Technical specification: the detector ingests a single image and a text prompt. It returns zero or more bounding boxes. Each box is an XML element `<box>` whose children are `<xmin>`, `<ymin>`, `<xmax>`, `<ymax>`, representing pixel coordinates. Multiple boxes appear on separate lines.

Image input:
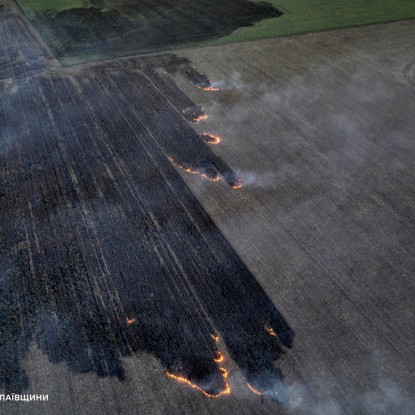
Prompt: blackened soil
<box><xmin>28</xmin><ymin>0</ymin><xmax>282</xmax><ymax>63</ymax></box>
<box><xmin>0</xmin><ymin>4</ymin><xmax>292</xmax><ymax>397</ymax></box>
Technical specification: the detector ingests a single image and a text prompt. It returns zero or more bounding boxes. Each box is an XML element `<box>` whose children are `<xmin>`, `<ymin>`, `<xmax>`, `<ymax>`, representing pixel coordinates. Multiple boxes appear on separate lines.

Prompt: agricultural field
<box><xmin>213</xmin><ymin>0</ymin><xmax>415</xmax><ymax>45</ymax></box>
<box><xmin>1</xmin><ymin>0</ymin><xmax>415</xmax><ymax>413</ymax></box>
<box><xmin>15</xmin><ymin>0</ymin><xmax>415</xmax><ymax>64</ymax></box>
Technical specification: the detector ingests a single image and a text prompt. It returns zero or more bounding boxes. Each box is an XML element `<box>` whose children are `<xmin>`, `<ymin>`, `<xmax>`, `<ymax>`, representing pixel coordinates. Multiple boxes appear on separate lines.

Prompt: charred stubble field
<box><xmin>16</xmin><ymin>0</ymin><xmax>281</xmax><ymax>65</ymax></box>
<box><xmin>0</xmin><ymin>1</ymin><xmax>293</xmax><ymax>412</ymax></box>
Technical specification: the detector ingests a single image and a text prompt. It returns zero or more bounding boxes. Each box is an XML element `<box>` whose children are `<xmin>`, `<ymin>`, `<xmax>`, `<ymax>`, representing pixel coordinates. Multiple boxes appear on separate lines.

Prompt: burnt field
<box><xmin>0</xmin><ymin>0</ymin><xmax>293</xmax><ymax>410</ymax></box>
<box><xmin>16</xmin><ymin>0</ymin><xmax>281</xmax><ymax>64</ymax></box>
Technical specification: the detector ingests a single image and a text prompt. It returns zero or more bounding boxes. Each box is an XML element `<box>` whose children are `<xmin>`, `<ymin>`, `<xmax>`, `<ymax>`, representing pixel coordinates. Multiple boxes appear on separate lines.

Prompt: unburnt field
<box><xmin>1</xmin><ymin>0</ymin><xmax>415</xmax><ymax>414</ymax></box>
<box><xmin>174</xmin><ymin>19</ymin><xmax>415</xmax><ymax>413</ymax></box>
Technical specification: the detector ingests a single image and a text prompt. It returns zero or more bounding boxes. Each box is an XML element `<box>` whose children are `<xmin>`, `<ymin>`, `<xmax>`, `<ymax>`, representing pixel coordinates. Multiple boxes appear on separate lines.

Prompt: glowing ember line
<box><xmin>201</xmin><ymin>172</ymin><xmax>220</xmax><ymax>182</ymax></box>
<box><xmin>126</xmin><ymin>318</ymin><xmax>135</xmax><ymax>325</ymax></box>
<box><xmin>247</xmin><ymin>383</ymin><xmax>263</xmax><ymax>396</ymax></box>
<box><xmin>168</xmin><ymin>156</ymin><xmax>220</xmax><ymax>182</ymax></box>
<box><xmin>266</xmin><ymin>327</ymin><xmax>277</xmax><ymax>337</ymax></box>
<box><xmin>214</xmin><ymin>352</ymin><xmax>224</xmax><ymax>363</ymax></box>
<box><xmin>220</xmin><ymin>368</ymin><xmax>228</xmax><ymax>379</ymax></box>
<box><xmin>166</xmin><ymin>372</ymin><xmax>230</xmax><ymax>398</ymax></box>
<box><xmin>231</xmin><ymin>179</ymin><xmax>243</xmax><ymax>189</ymax></box>
<box><xmin>197</xmin><ymin>81</ymin><xmax>220</xmax><ymax>91</ymax></box>
<box><xmin>202</xmin><ymin>133</ymin><xmax>222</xmax><ymax>145</ymax></box>
<box><xmin>194</xmin><ymin>114</ymin><xmax>209</xmax><ymax>123</ymax></box>
<box><xmin>166</xmin><ymin>334</ymin><xmax>231</xmax><ymax>398</ymax></box>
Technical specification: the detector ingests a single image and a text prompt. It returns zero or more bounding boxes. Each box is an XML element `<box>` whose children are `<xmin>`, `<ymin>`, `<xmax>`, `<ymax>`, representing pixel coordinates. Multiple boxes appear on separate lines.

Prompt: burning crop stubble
<box><xmin>0</xmin><ymin>0</ymin><xmax>293</xmax><ymax>401</ymax></box>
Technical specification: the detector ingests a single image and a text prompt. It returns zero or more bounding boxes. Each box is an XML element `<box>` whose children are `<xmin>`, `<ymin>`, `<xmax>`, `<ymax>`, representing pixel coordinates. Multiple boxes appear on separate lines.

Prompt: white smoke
<box><xmin>284</xmin><ymin>377</ymin><xmax>415</xmax><ymax>415</ymax></box>
<box><xmin>208</xmin><ymin>71</ymin><xmax>247</xmax><ymax>92</ymax></box>
<box><xmin>233</xmin><ymin>170</ymin><xmax>278</xmax><ymax>188</ymax></box>
<box><xmin>200</xmin><ymin>67</ymin><xmax>408</xmax><ymax>198</ymax></box>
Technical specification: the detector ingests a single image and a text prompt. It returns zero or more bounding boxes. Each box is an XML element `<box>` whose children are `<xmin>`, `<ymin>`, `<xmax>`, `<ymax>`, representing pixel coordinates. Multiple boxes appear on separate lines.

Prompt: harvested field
<box><xmin>1</xmin><ymin>0</ymin><xmax>415</xmax><ymax>414</ymax></box>
<box><xmin>174</xmin><ymin>19</ymin><xmax>415</xmax><ymax>413</ymax></box>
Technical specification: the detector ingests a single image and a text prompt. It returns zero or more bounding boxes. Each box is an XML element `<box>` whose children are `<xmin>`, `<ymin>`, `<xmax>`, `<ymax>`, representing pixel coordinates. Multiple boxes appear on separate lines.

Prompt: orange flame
<box><xmin>168</xmin><ymin>156</ymin><xmax>220</xmax><ymax>182</ymax></box>
<box><xmin>126</xmin><ymin>318</ymin><xmax>136</xmax><ymax>325</ymax></box>
<box><xmin>197</xmin><ymin>81</ymin><xmax>220</xmax><ymax>91</ymax></box>
<box><xmin>247</xmin><ymin>383</ymin><xmax>263</xmax><ymax>396</ymax></box>
<box><xmin>220</xmin><ymin>368</ymin><xmax>228</xmax><ymax>379</ymax></box>
<box><xmin>202</xmin><ymin>86</ymin><xmax>220</xmax><ymax>91</ymax></box>
<box><xmin>266</xmin><ymin>327</ymin><xmax>277</xmax><ymax>337</ymax></box>
<box><xmin>214</xmin><ymin>352</ymin><xmax>224</xmax><ymax>363</ymax></box>
<box><xmin>202</xmin><ymin>133</ymin><xmax>222</xmax><ymax>145</ymax></box>
<box><xmin>168</xmin><ymin>156</ymin><xmax>198</xmax><ymax>175</ymax></box>
<box><xmin>194</xmin><ymin>114</ymin><xmax>209</xmax><ymax>123</ymax></box>
<box><xmin>165</xmin><ymin>371</ymin><xmax>230</xmax><ymax>398</ymax></box>
<box><xmin>201</xmin><ymin>172</ymin><xmax>220</xmax><ymax>182</ymax></box>
<box><xmin>231</xmin><ymin>179</ymin><xmax>243</xmax><ymax>189</ymax></box>
<box><xmin>165</xmin><ymin>332</ymin><xmax>232</xmax><ymax>398</ymax></box>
